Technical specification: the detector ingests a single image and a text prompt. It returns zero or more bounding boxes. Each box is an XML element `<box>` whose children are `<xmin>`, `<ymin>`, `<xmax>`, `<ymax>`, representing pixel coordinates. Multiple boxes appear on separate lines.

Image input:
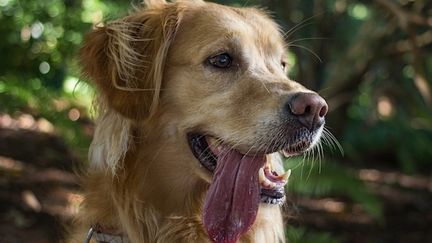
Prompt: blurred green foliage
<box><xmin>0</xmin><ymin>0</ymin><xmax>431</xmax><ymax>242</ymax></box>
<box><xmin>286</xmin><ymin>226</ymin><xmax>341</xmax><ymax>243</ymax></box>
<box><xmin>0</xmin><ymin>0</ymin><xmax>131</xmax><ymax>153</ymax></box>
<box><xmin>286</xmin><ymin>157</ymin><xmax>383</xmax><ymax>220</ymax></box>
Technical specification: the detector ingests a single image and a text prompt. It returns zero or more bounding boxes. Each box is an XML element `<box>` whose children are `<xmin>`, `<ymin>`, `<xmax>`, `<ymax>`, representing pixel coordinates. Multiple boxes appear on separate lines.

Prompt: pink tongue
<box><xmin>203</xmin><ymin>150</ymin><xmax>265</xmax><ymax>243</ymax></box>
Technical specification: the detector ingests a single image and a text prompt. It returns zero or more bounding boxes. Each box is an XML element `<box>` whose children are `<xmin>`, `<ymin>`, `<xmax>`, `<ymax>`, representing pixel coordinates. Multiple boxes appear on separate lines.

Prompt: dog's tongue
<box><xmin>203</xmin><ymin>149</ymin><xmax>265</xmax><ymax>243</ymax></box>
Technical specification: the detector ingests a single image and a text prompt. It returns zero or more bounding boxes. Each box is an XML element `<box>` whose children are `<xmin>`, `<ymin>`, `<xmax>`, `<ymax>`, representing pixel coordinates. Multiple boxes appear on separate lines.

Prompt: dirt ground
<box><xmin>0</xmin><ymin>114</ymin><xmax>431</xmax><ymax>243</ymax></box>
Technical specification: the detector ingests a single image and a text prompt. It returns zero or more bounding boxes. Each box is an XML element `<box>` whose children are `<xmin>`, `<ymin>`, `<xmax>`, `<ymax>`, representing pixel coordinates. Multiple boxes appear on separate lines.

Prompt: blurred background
<box><xmin>0</xmin><ymin>0</ymin><xmax>431</xmax><ymax>242</ymax></box>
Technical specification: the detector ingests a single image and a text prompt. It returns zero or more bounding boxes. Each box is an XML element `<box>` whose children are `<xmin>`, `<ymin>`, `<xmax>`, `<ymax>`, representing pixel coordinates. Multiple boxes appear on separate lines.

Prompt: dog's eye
<box><xmin>281</xmin><ymin>61</ymin><xmax>287</xmax><ymax>70</ymax></box>
<box><xmin>208</xmin><ymin>53</ymin><xmax>232</xmax><ymax>68</ymax></box>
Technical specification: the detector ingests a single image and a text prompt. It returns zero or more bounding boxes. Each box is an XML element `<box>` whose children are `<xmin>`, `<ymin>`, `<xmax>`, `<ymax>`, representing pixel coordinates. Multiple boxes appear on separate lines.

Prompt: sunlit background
<box><xmin>0</xmin><ymin>0</ymin><xmax>431</xmax><ymax>242</ymax></box>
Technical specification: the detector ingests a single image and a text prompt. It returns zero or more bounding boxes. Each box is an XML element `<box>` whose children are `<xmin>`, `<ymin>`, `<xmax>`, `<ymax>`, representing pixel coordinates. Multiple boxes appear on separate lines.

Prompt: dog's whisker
<box><xmin>322</xmin><ymin>127</ymin><xmax>344</xmax><ymax>155</ymax></box>
<box><xmin>283</xmin><ymin>13</ymin><xmax>321</xmax><ymax>39</ymax></box>
<box><xmin>287</xmin><ymin>37</ymin><xmax>331</xmax><ymax>45</ymax></box>
<box><xmin>258</xmin><ymin>80</ymin><xmax>271</xmax><ymax>94</ymax></box>
<box><xmin>317</xmin><ymin>140</ymin><xmax>323</xmax><ymax>174</ymax></box>
<box><xmin>288</xmin><ymin>44</ymin><xmax>323</xmax><ymax>63</ymax></box>
<box><xmin>320</xmin><ymin>130</ymin><xmax>333</xmax><ymax>150</ymax></box>
<box><xmin>306</xmin><ymin>153</ymin><xmax>315</xmax><ymax>181</ymax></box>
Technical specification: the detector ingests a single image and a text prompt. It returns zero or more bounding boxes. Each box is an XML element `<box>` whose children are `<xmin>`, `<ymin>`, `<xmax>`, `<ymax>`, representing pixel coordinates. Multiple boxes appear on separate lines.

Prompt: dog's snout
<box><xmin>287</xmin><ymin>92</ymin><xmax>328</xmax><ymax>130</ymax></box>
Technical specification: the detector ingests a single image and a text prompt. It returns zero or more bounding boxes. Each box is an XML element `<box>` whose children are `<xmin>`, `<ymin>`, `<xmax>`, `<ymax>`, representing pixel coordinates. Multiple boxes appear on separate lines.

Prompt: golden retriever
<box><xmin>71</xmin><ymin>0</ymin><xmax>328</xmax><ymax>242</ymax></box>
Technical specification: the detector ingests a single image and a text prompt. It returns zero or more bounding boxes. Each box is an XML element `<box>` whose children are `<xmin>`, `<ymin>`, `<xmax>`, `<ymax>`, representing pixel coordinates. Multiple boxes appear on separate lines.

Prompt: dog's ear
<box><xmin>80</xmin><ymin>2</ymin><xmax>182</xmax><ymax>119</ymax></box>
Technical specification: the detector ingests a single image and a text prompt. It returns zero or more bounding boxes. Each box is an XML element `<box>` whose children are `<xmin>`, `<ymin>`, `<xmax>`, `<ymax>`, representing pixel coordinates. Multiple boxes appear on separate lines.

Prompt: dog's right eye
<box><xmin>208</xmin><ymin>53</ymin><xmax>232</xmax><ymax>68</ymax></box>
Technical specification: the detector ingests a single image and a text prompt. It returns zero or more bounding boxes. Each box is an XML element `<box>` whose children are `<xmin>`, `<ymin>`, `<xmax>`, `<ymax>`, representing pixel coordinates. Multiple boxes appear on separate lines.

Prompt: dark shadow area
<box><xmin>0</xmin><ymin>128</ymin><xmax>80</xmax><ymax>243</ymax></box>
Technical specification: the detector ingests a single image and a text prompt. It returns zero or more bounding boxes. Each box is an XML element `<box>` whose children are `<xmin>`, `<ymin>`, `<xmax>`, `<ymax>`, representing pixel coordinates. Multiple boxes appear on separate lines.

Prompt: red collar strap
<box><xmin>84</xmin><ymin>224</ymin><xmax>130</xmax><ymax>243</ymax></box>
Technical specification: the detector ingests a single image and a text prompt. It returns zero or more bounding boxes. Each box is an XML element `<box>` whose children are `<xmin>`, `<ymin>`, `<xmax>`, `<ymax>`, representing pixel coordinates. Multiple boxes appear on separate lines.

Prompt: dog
<box><xmin>71</xmin><ymin>0</ymin><xmax>328</xmax><ymax>242</ymax></box>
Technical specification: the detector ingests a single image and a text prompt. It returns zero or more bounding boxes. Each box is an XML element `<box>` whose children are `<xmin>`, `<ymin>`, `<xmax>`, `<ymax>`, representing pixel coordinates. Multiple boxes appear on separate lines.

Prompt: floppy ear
<box><xmin>80</xmin><ymin>2</ymin><xmax>182</xmax><ymax>119</ymax></box>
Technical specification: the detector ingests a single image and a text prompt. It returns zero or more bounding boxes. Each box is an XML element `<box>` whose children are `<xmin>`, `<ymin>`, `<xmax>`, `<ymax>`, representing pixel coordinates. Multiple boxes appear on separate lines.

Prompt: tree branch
<box><xmin>374</xmin><ymin>0</ymin><xmax>432</xmax><ymax>106</ymax></box>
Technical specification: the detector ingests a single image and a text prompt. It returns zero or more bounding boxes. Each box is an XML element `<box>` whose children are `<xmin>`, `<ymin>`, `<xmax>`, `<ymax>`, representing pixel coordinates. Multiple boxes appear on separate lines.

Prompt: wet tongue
<box><xmin>203</xmin><ymin>149</ymin><xmax>265</xmax><ymax>243</ymax></box>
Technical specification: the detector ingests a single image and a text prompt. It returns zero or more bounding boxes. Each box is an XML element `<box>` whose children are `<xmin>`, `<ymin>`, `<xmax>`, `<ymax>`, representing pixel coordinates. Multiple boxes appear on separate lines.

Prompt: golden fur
<box><xmin>70</xmin><ymin>0</ymin><xmax>319</xmax><ymax>242</ymax></box>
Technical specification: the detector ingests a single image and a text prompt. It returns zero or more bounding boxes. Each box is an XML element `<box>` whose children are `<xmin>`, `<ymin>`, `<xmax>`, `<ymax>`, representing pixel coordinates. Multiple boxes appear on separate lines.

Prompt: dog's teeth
<box><xmin>264</xmin><ymin>156</ymin><xmax>273</xmax><ymax>170</ymax></box>
<box><xmin>263</xmin><ymin>179</ymin><xmax>270</xmax><ymax>188</ymax></box>
<box><xmin>280</xmin><ymin>169</ymin><xmax>291</xmax><ymax>184</ymax></box>
<box><xmin>259</xmin><ymin>168</ymin><xmax>265</xmax><ymax>183</ymax></box>
<box><xmin>259</xmin><ymin>167</ymin><xmax>277</xmax><ymax>189</ymax></box>
<box><xmin>264</xmin><ymin>180</ymin><xmax>276</xmax><ymax>189</ymax></box>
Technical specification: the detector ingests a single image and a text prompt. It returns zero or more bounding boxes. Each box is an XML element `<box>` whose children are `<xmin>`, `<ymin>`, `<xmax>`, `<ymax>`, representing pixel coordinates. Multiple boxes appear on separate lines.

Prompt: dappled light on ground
<box><xmin>286</xmin><ymin>166</ymin><xmax>432</xmax><ymax>243</ymax></box>
<box><xmin>358</xmin><ymin>169</ymin><xmax>432</xmax><ymax>192</ymax></box>
<box><xmin>0</xmin><ymin>113</ymin><xmax>83</xmax><ymax>242</ymax></box>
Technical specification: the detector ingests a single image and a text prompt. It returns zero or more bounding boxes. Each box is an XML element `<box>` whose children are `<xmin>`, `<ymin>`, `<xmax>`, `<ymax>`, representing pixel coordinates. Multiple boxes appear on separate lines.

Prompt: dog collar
<box><xmin>84</xmin><ymin>224</ymin><xmax>130</xmax><ymax>243</ymax></box>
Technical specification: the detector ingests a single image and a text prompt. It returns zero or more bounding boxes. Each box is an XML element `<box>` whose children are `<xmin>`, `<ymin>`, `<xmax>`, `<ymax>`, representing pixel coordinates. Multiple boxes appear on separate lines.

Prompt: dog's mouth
<box><xmin>187</xmin><ymin>132</ymin><xmax>311</xmax><ymax>243</ymax></box>
<box><xmin>188</xmin><ymin>133</ymin><xmax>297</xmax><ymax>203</ymax></box>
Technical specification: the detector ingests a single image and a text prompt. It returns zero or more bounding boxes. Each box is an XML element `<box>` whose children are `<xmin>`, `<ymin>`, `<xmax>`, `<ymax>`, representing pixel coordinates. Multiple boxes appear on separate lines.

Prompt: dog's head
<box><xmin>81</xmin><ymin>1</ymin><xmax>327</xmax><ymax>242</ymax></box>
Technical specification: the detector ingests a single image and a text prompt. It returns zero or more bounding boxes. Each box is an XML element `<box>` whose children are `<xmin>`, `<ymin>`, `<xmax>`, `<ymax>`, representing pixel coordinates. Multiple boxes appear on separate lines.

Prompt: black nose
<box><xmin>287</xmin><ymin>92</ymin><xmax>328</xmax><ymax>131</ymax></box>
